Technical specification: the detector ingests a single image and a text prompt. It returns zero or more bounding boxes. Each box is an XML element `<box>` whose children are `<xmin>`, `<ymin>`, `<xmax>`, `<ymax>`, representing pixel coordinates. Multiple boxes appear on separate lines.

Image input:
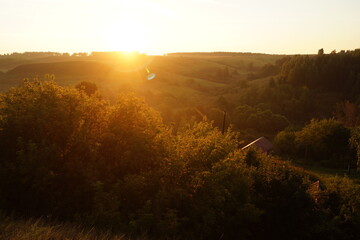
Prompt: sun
<box><xmin>105</xmin><ymin>21</ymin><xmax>149</xmax><ymax>53</ymax></box>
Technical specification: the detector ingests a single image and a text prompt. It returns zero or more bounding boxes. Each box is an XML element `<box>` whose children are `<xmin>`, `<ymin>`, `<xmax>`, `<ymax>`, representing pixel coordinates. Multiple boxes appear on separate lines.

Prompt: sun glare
<box><xmin>105</xmin><ymin>21</ymin><xmax>149</xmax><ymax>53</ymax></box>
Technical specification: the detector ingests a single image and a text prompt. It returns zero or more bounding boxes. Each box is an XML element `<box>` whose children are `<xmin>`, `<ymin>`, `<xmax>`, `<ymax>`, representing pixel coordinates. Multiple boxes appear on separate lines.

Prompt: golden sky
<box><xmin>1</xmin><ymin>0</ymin><xmax>359</xmax><ymax>54</ymax></box>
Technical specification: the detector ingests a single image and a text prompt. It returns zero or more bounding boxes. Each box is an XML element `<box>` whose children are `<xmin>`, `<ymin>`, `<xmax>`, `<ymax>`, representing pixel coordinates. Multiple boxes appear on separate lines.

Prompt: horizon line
<box><xmin>1</xmin><ymin>48</ymin><xmax>359</xmax><ymax>56</ymax></box>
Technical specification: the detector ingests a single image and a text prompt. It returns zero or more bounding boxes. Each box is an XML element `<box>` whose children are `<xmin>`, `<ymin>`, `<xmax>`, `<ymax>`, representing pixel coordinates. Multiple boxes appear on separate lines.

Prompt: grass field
<box><xmin>0</xmin><ymin>214</ymin><xmax>134</xmax><ymax>240</ymax></box>
<box><xmin>292</xmin><ymin>160</ymin><xmax>360</xmax><ymax>184</ymax></box>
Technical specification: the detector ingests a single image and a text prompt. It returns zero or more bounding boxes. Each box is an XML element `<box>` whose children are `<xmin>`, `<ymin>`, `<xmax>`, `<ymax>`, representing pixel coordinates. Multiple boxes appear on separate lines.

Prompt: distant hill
<box><xmin>167</xmin><ymin>51</ymin><xmax>282</xmax><ymax>56</ymax></box>
<box><xmin>6</xmin><ymin>61</ymin><xmax>114</xmax><ymax>76</ymax></box>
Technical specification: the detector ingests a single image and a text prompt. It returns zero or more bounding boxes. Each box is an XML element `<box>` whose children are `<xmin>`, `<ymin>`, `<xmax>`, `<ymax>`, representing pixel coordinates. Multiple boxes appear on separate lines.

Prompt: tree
<box><xmin>350</xmin><ymin>127</ymin><xmax>360</xmax><ymax>171</ymax></box>
<box><xmin>97</xmin><ymin>93</ymin><xmax>170</xmax><ymax>179</ymax></box>
<box><xmin>334</xmin><ymin>101</ymin><xmax>360</xmax><ymax>127</ymax></box>
<box><xmin>233</xmin><ymin>105</ymin><xmax>289</xmax><ymax>133</ymax></box>
<box><xmin>0</xmin><ymin>79</ymin><xmax>108</xmax><ymax>217</ymax></box>
<box><xmin>75</xmin><ymin>81</ymin><xmax>98</xmax><ymax>96</ymax></box>
<box><xmin>295</xmin><ymin>119</ymin><xmax>351</xmax><ymax>166</ymax></box>
<box><xmin>274</xmin><ymin>129</ymin><xmax>297</xmax><ymax>155</ymax></box>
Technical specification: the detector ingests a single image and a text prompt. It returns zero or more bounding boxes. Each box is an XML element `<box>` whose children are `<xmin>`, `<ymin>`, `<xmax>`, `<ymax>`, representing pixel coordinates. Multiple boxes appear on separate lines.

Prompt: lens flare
<box><xmin>147</xmin><ymin>73</ymin><xmax>156</xmax><ymax>80</ymax></box>
<box><xmin>146</xmin><ymin>67</ymin><xmax>156</xmax><ymax>80</ymax></box>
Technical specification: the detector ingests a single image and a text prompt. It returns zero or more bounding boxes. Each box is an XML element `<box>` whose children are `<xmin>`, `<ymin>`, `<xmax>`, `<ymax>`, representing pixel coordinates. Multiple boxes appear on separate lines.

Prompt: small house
<box><xmin>241</xmin><ymin>137</ymin><xmax>273</xmax><ymax>153</ymax></box>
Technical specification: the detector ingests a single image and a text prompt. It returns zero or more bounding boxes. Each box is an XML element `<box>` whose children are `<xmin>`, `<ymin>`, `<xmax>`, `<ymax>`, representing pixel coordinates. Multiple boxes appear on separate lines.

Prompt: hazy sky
<box><xmin>1</xmin><ymin>0</ymin><xmax>359</xmax><ymax>54</ymax></box>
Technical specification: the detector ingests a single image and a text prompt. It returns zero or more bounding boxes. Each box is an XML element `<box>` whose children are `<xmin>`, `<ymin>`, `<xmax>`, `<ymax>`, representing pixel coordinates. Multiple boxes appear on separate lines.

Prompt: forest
<box><xmin>1</xmin><ymin>50</ymin><xmax>360</xmax><ymax>239</ymax></box>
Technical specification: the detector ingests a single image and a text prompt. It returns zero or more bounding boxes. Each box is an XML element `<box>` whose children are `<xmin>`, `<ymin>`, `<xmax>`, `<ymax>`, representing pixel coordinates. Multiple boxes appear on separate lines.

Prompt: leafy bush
<box><xmin>0</xmin><ymin>80</ymin><xmax>108</xmax><ymax>217</ymax></box>
<box><xmin>315</xmin><ymin>177</ymin><xmax>360</xmax><ymax>240</ymax></box>
<box><xmin>233</xmin><ymin>104</ymin><xmax>289</xmax><ymax>133</ymax></box>
<box><xmin>275</xmin><ymin>118</ymin><xmax>354</xmax><ymax>168</ymax></box>
<box><xmin>75</xmin><ymin>81</ymin><xmax>98</xmax><ymax>96</ymax></box>
<box><xmin>273</xmin><ymin>128</ymin><xmax>297</xmax><ymax>156</ymax></box>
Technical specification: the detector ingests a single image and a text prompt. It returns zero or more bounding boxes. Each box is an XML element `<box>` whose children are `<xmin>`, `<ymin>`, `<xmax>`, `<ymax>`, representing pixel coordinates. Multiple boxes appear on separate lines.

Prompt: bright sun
<box><xmin>105</xmin><ymin>21</ymin><xmax>149</xmax><ymax>53</ymax></box>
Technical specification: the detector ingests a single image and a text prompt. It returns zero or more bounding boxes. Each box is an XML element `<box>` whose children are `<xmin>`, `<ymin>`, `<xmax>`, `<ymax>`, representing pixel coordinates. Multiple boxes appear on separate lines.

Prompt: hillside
<box><xmin>2</xmin><ymin>50</ymin><xmax>360</xmax><ymax>141</ymax></box>
<box><xmin>7</xmin><ymin>61</ymin><xmax>114</xmax><ymax>76</ymax></box>
<box><xmin>1</xmin><ymin>51</ymin><xmax>360</xmax><ymax>240</ymax></box>
<box><xmin>0</xmin><ymin>52</ymin><xmax>285</xmax><ymax>139</ymax></box>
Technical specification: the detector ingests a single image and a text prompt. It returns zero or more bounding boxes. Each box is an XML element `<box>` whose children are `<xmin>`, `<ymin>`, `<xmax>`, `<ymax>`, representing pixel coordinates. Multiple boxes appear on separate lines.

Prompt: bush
<box><xmin>75</xmin><ymin>81</ymin><xmax>98</xmax><ymax>96</ymax></box>
<box><xmin>233</xmin><ymin>105</ymin><xmax>289</xmax><ymax>133</ymax></box>
<box><xmin>0</xmin><ymin>80</ymin><xmax>108</xmax><ymax>217</ymax></box>
<box><xmin>295</xmin><ymin>119</ymin><xmax>352</xmax><ymax>166</ymax></box>
<box><xmin>316</xmin><ymin>177</ymin><xmax>360</xmax><ymax>240</ymax></box>
<box><xmin>276</xmin><ymin>119</ymin><xmax>354</xmax><ymax>168</ymax></box>
<box><xmin>239</xmin><ymin>150</ymin><xmax>318</xmax><ymax>239</ymax></box>
<box><xmin>273</xmin><ymin>128</ymin><xmax>297</xmax><ymax>155</ymax></box>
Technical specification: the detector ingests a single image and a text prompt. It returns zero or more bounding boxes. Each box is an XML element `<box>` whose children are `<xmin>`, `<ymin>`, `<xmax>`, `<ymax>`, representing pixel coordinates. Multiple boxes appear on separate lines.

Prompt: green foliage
<box><xmin>257</xmin><ymin>84</ymin><xmax>315</xmax><ymax>122</ymax></box>
<box><xmin>243</xmin><ymin>151</ymin><xmax>317</xmax><ymax>239</ymax></box>
<box><xmin>295</xmin><ymin>119</ymin><xmax>351</xmax><ymax>165</ymax></box>
<box><xmin>273</xmin><ymin>128</ymin><xmax>297</xmax><ymax>156</ymax></box>
<box><xmin>349</xmin><ymin>126</ymin><xmax>360</xmax><ymax>171</ymax></box>
<box><xmin>204</xmin><ymin>108</ymin><xmax>226</xmax><ymax>129</ymax></box>
<box><xmin>233</xmin><ymin>104</ymin><xmax>289</xmax><ymax>133</ymax></box>
<box><xmin>173</xmin><ymin>121</ymin><xmax>238</xmax><ymax>169</ymax></box>
<box><xmin>334</xmin><ymin>101</ymin><xmax>360</xmax><ymax>127</ymax></box>
<box><xmin>280</xmin><ymin>49</ymin><xmax>360</xmax><ymax>94</ymax></box>
<box><xmin>76</xmin><ymin>81</ymin><xmax>98</xmax><ymax>96</ymax></box>
<box><xmin>275</xmin><ymin>119</ymin><xmax>353</xmax><ymax>167</ymax></box>
<box><xmin>0</xmin><ymin>79</ymin><xmax>108</xmax><ymax>217</ymax></box>
<box><xmin>316</xmin><ymin>177</ymin><xmax>360</xmax><ymax>240</ymax></box>
<box><xmin>1</xmin><ymin>80</ymin><xmax>360</xmax><ymax>239</ymax></box>
<box><xmin>248</xmin><ymin>50</ymin><xmax>360</xmax><ymax>126</ymax></box>
<box><xmin>98</xmin><ymin>93</ymin><xmax>169</xmax><ymax>179</ymax></box>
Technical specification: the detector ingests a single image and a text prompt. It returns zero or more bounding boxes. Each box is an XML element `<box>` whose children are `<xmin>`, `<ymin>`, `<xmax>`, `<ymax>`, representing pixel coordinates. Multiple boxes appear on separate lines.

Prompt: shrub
<box><xmin>295</xmin><ymin>119</ymin><xmax>352</xmax><ymax>166</ymax></box>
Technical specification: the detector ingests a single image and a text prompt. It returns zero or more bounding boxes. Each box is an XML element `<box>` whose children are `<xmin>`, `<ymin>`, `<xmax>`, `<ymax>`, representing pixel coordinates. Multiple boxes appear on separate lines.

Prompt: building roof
<box><xmin>241</xmin><ymin>137</ymin><xmax>273</xmax><ymax>153</ymax></box>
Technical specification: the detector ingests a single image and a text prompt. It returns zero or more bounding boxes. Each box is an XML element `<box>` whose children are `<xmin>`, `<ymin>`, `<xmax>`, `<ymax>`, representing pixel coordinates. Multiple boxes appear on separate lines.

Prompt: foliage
<box><xmin>233</xmin><ymin>104</ymin><xmax>289</xmax><ymax>133</ymax></box>
<box><xmin>76</xmin><ymin>81</ymin><xmax>98</xmax><ymax>96</ymax></box>
<box><xmin>0</xmin><ymin>79</ymin><xmax>108</xmax><ymax>218</ymax></box>
<box><xmin>97</xmin><ymin>93</ymin><xmax>169</xmax><ymax>179</ymax></box>
<box><xmin>316</xmin><ymin>177</ymin><xmax>360</xmax><ymax>240</ymax></box>
<box><xmin>279</xmin><ymin>49</ymin><xmax>360</xmax><ymax>95</ymax></box>
<box><xmin>334</xmin><ymin>101</ymin><xmax>360</xmax><ymax>127</ymax></box>
<box><xmin>241</xmin><ymin>50</ymin><xmax>360</xmax><ymax>126</ymax></box>
<box><xmin>243</xmin><ymin>151</ymin><xmax>318</xmax><ymax>239</ymax></box>
<box><xmin>1</xmin><ymin>80</ymin><xmax>360</xmax><ymax>239</ymax></box>
<box><xmin>273</xmin><ymin>128</ymin><xmax>297</xmax><ymax>156</ymax></box>
<box><xmin>349</xmin><ymin>126</ymin><xmax>360</xmax><ymax>171</ymax></box>
<box><xmin>295</xmin><ymin>119</ymin><xmax>351</xmax><ymax>166</ymax></box>
<box><xmin>275</xmin><ymin>119</ymin><xmax>353</xmax><ymax>167</ymax></box>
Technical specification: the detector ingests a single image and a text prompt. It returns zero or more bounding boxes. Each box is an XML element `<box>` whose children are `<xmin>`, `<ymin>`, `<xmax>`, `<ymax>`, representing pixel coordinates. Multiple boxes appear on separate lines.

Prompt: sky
<box><xmin>1</xmin><ymin>0</ymin><xmax>360</xmax><ymax>55</ymax></box>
